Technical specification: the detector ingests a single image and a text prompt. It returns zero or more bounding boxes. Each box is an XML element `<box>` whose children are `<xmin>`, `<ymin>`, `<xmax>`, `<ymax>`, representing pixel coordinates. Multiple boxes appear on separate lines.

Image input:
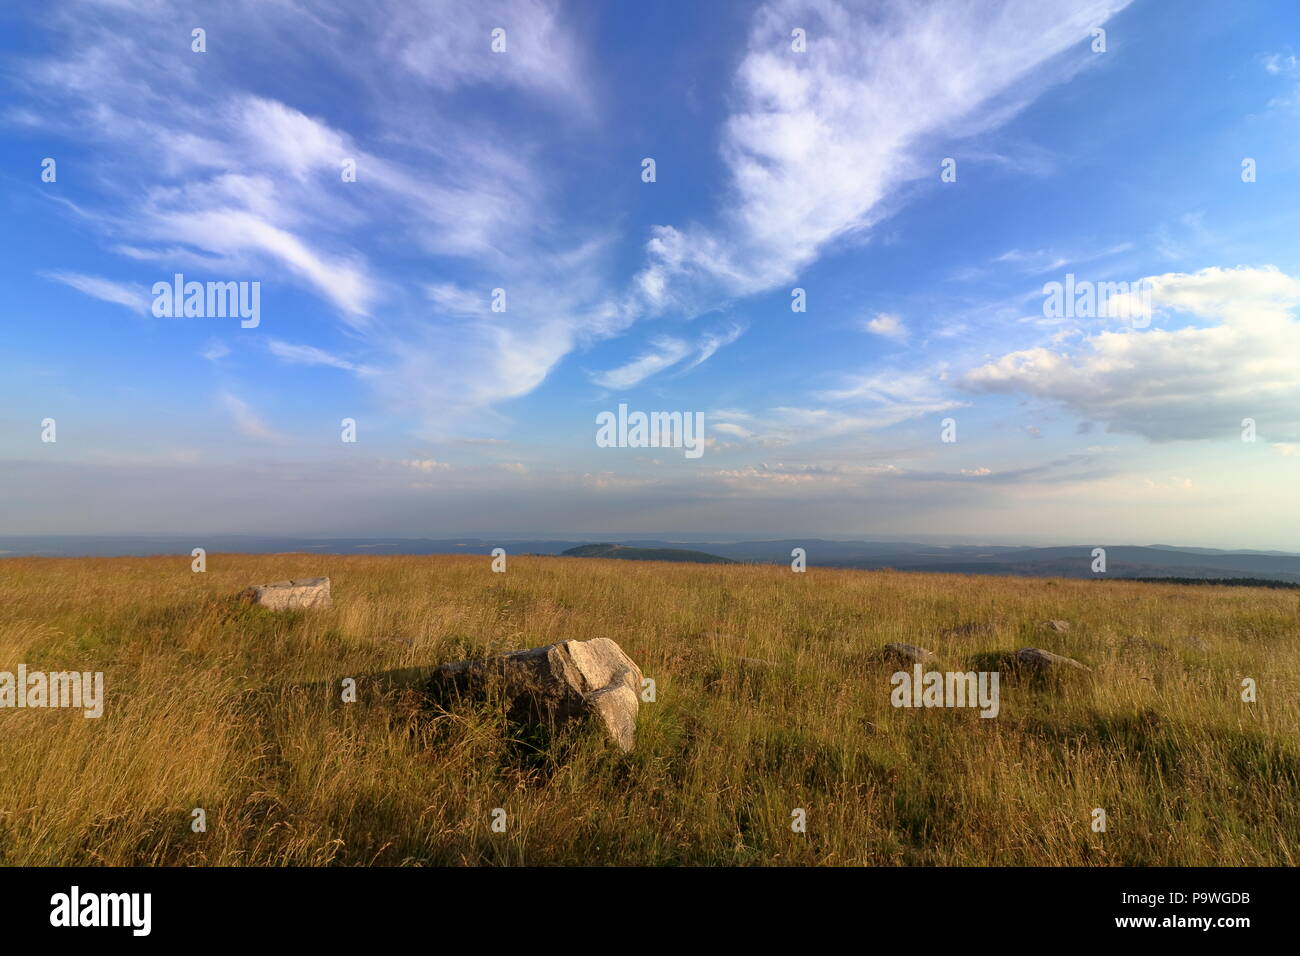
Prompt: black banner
<box><xmin>0</xmin><ymin>866</ymin><xmax>1280</xmax><ymax>942</ymax></box>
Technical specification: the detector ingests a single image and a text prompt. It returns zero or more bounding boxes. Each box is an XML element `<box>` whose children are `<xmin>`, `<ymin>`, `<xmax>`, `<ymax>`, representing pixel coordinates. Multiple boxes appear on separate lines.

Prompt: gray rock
<box><xmin>240</xmin><ymin>577</ymin><xmax>332</xmax><ymax>610</ymax></box>
<box><xmin>428</xmin><ymin>638</ymin><xmax>643</xmax><ymax>752</ymax></box>
<box><xmin>881</xmin><ymin>642</ymin><xmax>937</xmax><ymax>665</ymax></box>
<box><xmin>1016</xmin><ymin>647</ymin><xmax>1091</xmax><ymax>673</ymax></box>
<box><xmin>1041</xmin><ymin>620</ymin><xmax>1071</xmax><ymax>633</ymax></box>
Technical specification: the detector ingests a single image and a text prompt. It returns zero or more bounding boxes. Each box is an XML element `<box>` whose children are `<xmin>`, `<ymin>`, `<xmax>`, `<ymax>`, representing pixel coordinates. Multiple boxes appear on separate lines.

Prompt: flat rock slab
<box><xmin>1016</xmin><ymin>647</ymin><xmax>1091</xmax><ymax>673</ymax></box>
<box><xmin>428</xmin><ymin>638</ymin><xmax>643</xmax><ymax>752</ymax></box>
<box><xmin>240</xmin><ymin>577</ymin><xmax>332</xmax><ymax>610</ymax></box>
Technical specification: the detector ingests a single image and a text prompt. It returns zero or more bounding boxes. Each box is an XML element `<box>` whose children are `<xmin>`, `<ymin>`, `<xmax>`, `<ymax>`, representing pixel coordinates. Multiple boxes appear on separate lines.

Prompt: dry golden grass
<box><xmin>0</xmin><ymin>553</ymin><xmax>1296</xmax><ymax>866</ymax></box>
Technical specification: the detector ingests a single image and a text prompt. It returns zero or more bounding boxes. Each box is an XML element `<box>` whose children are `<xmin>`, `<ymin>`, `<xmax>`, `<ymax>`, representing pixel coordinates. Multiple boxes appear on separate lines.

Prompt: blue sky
<box><xmin>3</xmin><ymin>0</ymin><xmax>1300</xmax><ymax>547</ymax></box>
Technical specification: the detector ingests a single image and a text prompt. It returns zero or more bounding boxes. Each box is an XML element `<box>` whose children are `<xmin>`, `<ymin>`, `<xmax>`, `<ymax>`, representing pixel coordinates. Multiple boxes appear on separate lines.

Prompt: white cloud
<box><xmin>1261</xmin><ymin>53</ymin><xmax>1298</xmax><ymax>76</ymax></box>
<box><xmin>41</xmin><ymin>271</ymin><xmax>149</xmax><ymax>313</ymax></box>
<box><xmin>267</xmin><ymin>340</ymin><xmax>363</xmax><ymax>372</ymax></box>
<box><xmin>864</xmin><ymin>312</ymin><xmax>907</xmax><ymax>340</ymax></box>
<box><xmin>17</xmin><ymin>0</ymin><xmax>600</xmax><ymax>430</ymax></box>
<box><xmin>16</xmin><ymin>0</ymin><xmax>1135</xmax><ymax>442</ymax></box>
<box><xmin>681</xmin><ymin>324</ymin><xmax>746</xmax><ymax>371</ymax></box>
<box><xmin>427</xmin><ymin>283</ymin><xmax>487</xmax><ymax>317</ymax></box>
<box><xmin>591</xmin><ymin>324</ymin><xmax>745</xmax><ymax>389</ymax></box>
<box><xmin>140</xmin><ymin>175</ymin><xmax>377</xmax><ymax>320</ymax></box>
<box><xmin>715</xmin><ymin>387</ymin><xmax>964</xmax><ymax>445</ymax></box>
<box><xmin>713</xmin><ymin>422</ymin><xmax>755</xmax><ymax>439</ymax></box>
<box><xmin>637</xmin><ymin>0</ymin><xmax>1133</xmax><ymax>302</ymax></box>
<box><xmin>387</xmin><ymin>0</ymin><xmax>589</xmax><ymax>107</ymax></box>
<box><xmin>220</xmin><ymin>392</ymin><xmax>279</xmax><ymax>441</ymax></box>
<box><xmin>816</xmin><ymin>368</ymin><xmax>957</xmax><ymax>412</ymax></box>
<box><xmin>592</xmin><ymin>337</ymin><xmax>693</xmax><ymax>389</ymax></box>
<box><xmin>400</xmin><ymin>458</ymin><xmax>453</xmax><ymax>473</ymax></box>
<box><xmin>962</xmin><ymin>266</ymin><xmax>1300</xmax><ymax>441</ymax></box>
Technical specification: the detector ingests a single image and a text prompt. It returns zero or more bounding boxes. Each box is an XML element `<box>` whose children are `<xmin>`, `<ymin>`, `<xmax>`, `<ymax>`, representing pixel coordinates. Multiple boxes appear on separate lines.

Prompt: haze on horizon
<box><xmin>3</xmin><ymin>0</ymin><xmax>1300</xmax><ymax>553</ymax></box>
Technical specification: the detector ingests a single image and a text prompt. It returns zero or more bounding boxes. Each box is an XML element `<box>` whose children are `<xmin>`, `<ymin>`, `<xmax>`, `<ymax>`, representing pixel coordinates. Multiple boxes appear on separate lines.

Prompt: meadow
<box><xmin>0</xmin><ymin>553</ymin><xmax>1295</xmax><ymax>866</ymax></box>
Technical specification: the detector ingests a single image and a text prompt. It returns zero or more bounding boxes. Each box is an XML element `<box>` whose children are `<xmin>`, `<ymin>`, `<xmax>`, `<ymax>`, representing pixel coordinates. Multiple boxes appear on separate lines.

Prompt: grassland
<box><xmin>0</xmin><ymin>553</ymin><xmax>1296</xmax><ymax>866</ymax></box>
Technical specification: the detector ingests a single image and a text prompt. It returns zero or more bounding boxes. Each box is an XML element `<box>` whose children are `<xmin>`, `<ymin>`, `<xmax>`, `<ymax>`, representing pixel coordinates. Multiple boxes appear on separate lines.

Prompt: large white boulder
<box><xmin>240</xmin><ymin>577</ymin><xmax>332</xmax><ymax>610</ymax></box>
<box><xmin>429</xmin><ymin>638</ymin><xmax>643</xmax><ymax>752</ymax></box>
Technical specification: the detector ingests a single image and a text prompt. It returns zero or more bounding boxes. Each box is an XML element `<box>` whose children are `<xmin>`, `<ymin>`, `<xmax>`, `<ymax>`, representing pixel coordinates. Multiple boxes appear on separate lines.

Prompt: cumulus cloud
<box><xmin>962</xmin><ymin>266</ymin><xmax>1300</xmax><ymax>441</ymax></box>
<box><xmin>864</xmin><ymin>312</ymin><xmax>907</xmax><ymax>340</ymax></box>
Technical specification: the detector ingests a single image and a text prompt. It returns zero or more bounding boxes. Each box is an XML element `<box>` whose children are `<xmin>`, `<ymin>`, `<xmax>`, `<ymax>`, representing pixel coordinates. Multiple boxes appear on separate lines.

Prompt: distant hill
<box><xmin>1123</xmin><ymin>576</ymin><xmax>1299</xmax><ymax>589</ymax></box>
<box><xmin>560</xmin><ymin>543</ymin><xmax>733</xmax><ymax>564</ymax></box>
<box><xmin>4</xmin><ymin>535</ymin><xmax>1299</xmax><ymax>583</ymax></box>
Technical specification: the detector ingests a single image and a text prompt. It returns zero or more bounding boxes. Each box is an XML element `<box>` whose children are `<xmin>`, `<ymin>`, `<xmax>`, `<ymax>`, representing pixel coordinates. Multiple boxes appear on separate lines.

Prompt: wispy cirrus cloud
<box><xmin>17</xmin><ymin>0</ymin><xmax>613</xmax><ymax>434</ymax></box>
<box><xmin>41</xmin><ymin>271</ymin><xmax>149</xmax><ymax>314</ymax></box>
<box><xmin>16</xmin><ymin>0</ymin><xmax>1135</xmax><ymax>445</ymax></box>
<box><xmin>635</xmin><ymin>0</ymin><xmax>1134</xmax><ymax>305</ymax></box>
<box><xmin>591</xmin><ymin>324</ymin><xmax>745</xmax><ymax>389</ymax></box>
<box><xmin>592</xmin><ymin>337</ymin><xmax>695</xmax><ymax>389</ymax></box>
<box><xmin>219</xmin><ymin>392</ymin><xmax>280</xmax><ymax>442</ymax></box>
<box><xmin>267</xmin><ymin>339</ymin><xmax>371</xmax><ymax>373</ymax></box>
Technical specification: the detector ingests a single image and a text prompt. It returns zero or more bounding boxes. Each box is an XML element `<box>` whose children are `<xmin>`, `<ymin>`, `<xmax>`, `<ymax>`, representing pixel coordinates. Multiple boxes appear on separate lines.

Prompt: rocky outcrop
<box><xmin>428</xmin><ymin>638</ymin><xmax>643</xmax><ymax>752</ymax></box>
<box><xmin>1015</xmin><ymin>647</ymin><xmax>1091</xmax><ymax>673</ymax></box>
<box><xmin>881</xmin><ymin>642</ymin><xmax>937</xmax><ymax>665</ymax></box>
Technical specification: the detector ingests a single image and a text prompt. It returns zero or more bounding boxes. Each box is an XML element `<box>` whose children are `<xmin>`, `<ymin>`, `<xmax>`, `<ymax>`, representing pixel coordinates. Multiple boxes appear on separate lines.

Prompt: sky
<box><xmin>2</xmin><ymin>0</ymin><xmax>1300</xmax><ymax>548</ymax></box>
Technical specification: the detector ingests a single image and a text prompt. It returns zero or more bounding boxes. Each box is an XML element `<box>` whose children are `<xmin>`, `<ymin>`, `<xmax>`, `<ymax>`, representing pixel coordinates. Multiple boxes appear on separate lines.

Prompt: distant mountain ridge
<box><xmin>560</xmin><ymin>543</ymin><xmax>733</xmax><ymax>564</ymax></box>
<box><xmin>2</xmin><ymin>535</ymin><xmax>1297</xmax><ymax>583</ymax></box>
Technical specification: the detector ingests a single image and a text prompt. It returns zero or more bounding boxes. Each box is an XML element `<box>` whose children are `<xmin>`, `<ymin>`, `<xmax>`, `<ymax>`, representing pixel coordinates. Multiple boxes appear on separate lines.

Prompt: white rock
<box><xmin>1016</xmin><ymin>647</ymin><xmax>1091</xmax><ymax>673</ymax></box>
<box><xmin>240</xmin><ymin>577</ymin><xmax>332</xmax><ymax>610</ymax></box>
<box><xmin>430</xmin><ymin>638</ymin><xmax>644</xmax><ymax>752</ymax></box>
